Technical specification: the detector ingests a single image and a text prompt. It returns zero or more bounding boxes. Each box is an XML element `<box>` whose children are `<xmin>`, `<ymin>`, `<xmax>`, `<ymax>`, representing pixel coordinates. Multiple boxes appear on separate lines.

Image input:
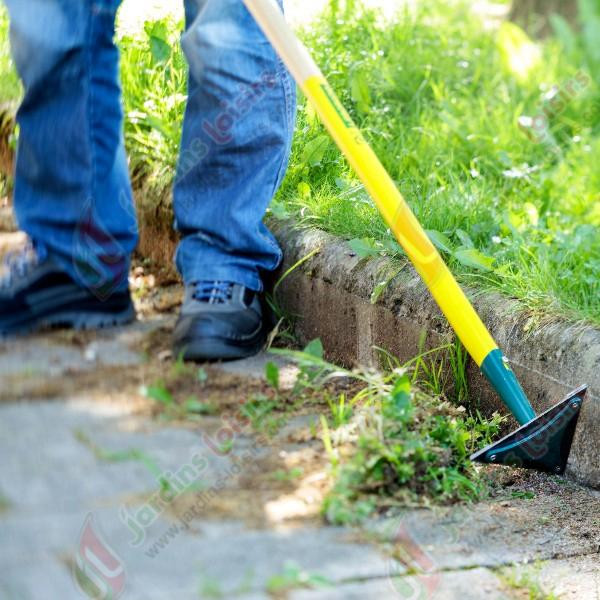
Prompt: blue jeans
<box><xmin>4</xmin><ymin>0</ymin><xmax>296</xmax><ymax>294</ymax></box>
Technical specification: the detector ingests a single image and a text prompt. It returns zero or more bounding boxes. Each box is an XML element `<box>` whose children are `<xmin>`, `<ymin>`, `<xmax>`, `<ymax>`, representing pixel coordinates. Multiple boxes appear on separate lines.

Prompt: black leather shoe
<box><xmin>0</xmin><ymin>241</ymin><xmax>135</xmax><ymax>337</ymax></box>
<box><xmin>172</xmin><ymin>281</ymin><xmax>266</xmax><ymax>361</ymax></box>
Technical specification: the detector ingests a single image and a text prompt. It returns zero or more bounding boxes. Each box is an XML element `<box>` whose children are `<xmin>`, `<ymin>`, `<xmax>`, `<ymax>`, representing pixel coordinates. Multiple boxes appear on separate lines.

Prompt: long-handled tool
<box><xmin>243</xmin><ymin>0</ymin><xmax>587</xmax><ymax>473</ymax></box>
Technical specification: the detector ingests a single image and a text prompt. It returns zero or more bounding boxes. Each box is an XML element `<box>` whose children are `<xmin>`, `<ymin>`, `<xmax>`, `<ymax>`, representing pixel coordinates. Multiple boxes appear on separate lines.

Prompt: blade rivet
<box><xmin>489</xmin><ymin>454</ymin><xmax>497</xmax><ymax>462</ymax></box>
<box><xmin>571</xmin><ymin>401</ymin><xmax>580</xmax><ymax>410</ymax></box>
<box><xmin>554</xmin><ymin>466</ymin><xmax>562</xmax><ymax>473</ymax></box>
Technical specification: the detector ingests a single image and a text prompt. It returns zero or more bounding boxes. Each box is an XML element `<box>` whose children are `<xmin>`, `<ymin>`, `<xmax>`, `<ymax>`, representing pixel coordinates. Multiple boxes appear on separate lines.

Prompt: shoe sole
<box><xmin>0</xmin><ymin>304</ymin><xmax>136</xmax><ymax>338</ymax></box>
<box><xmin>176</xmin><ymin>332</ymin><xmax>266</xmax><ymax>362</ymax></box>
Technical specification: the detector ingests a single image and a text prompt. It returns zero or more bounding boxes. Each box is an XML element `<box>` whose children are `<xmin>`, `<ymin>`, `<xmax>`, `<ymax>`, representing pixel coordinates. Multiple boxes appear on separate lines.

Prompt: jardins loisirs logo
<box><xmin>74</xmin><ymin>514</ymin><xmax>126</xmax><ymax>600</ymax></box>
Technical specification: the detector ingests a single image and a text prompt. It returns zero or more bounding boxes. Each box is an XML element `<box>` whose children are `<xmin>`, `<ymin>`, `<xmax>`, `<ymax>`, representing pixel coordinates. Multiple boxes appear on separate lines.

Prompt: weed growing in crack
<box><xmin>141</xmin><ymin>357</ymin><xmax>218</xmax><ymax>421</ymax></box>
<box><xmin>239</xmin><ymin>395</ymin><xmax>285</xmax><ymax>438</ymax></box>
<box><xmin>0</xmin><ymin>494</ymin><xmax>10</xmax><ymax>513</ymax></box>
<box><xmin>377</xmin><ymin>335</ymin><xmax>471</xmax><ymax>409</ymax></box>
<box><xmin>266</xmin><ymin>562</ymin><xmax>332</xmax><ymax>596</ymax></box>
<box><xmin>73</xmin><ymin>429</ymin><xmax>169</xmax><ymax>491</ymax></box>
<box><xmin>264</xmin><ymin>247</ymin><xmax>321</xmax><ymax>349</ymax></box>
<box><xmin>499</xmin><ymin>564</ymin><xmax>559</xmax><ymax>600</ymax></box>
<box><xmin>273</xmin><ymin>339</ymin><xmax>506</xmax><ymax>525</ymax></box>
<box><xmin>269</xmin><ymin>467</ymin><xmax>304</xmax><ymax>483</ymax></box>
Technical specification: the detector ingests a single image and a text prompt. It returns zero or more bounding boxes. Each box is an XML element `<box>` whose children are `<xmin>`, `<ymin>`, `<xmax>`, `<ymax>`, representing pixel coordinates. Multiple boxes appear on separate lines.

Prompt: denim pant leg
<box><xmin>4</xmin><ymin>0</ymin><xmax>137</xmax><ymax>297</ymax></box>
<box><xmin>174</xmin><ymin>0</ymin><xmax>296</xmax><ymax>291</ymax></box>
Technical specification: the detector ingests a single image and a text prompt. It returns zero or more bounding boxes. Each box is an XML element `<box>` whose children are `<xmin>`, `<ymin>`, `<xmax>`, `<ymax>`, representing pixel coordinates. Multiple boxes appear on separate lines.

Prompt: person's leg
<box><xmin>0</xmin><ymin>0</ymin><xmax>137</xmax><ymax>335</ymax></box>
<box><xmin>172</xmin><ymin>0</ymin><xmax>296</xmax><ymax>360</ymax></box>
<box><xmin>5</xmin><ymin>0</ymin><xmax>137</xmax><ymax>297</ymax></box>
<box><xmin>174</xmin><ymin>0</ymin><xmax>296</xmax><ymax>291</ymax></box>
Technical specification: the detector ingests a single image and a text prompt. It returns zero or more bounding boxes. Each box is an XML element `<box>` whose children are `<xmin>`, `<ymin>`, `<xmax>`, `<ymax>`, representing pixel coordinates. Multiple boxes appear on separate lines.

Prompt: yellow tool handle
<box><xmin>244</xmin><ymin>0</ymin><xmax>498</xmax><ymax>366</ymax></box>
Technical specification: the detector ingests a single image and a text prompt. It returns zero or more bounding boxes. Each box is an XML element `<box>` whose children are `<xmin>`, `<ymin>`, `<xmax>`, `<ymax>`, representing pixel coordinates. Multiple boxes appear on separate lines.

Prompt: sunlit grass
<box><xmin>275</xmin><ymin>0</ymin><xmax>600</xmax><ymax>325</ymax></box>
<box><xmin>0</xmin><ymin>6</ymin><xmax>20</xmax><ymax>104</ymax></box>
<box><xmin>118</xmin><ymin>19</ymin><xmax>187</xmax><ymax>193</ymax></box>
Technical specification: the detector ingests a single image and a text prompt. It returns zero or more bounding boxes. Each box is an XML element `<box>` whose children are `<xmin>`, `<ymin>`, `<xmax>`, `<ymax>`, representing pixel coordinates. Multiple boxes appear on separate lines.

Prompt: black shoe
<box><xmin>0</xmin><ymin>241</ymin><xmax>135</xmax><ymax>337</ymax></box>
<box><xmin>172</xmin><ymin>281</ymin><xmax>266</xmax><ymax>361</ymax></box>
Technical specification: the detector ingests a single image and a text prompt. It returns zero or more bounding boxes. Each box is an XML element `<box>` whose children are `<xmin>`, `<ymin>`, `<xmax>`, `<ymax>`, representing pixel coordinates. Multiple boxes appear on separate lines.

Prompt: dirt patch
<box><xmin>133</xmin><ymin>186</ymin><xmax>180</xmax><ymax>286</ymax></box>
<box><xmin>486</xmin><ymin>468</ymin><xmax>600</xmax><ymax>554</ymax></box>
<box><xmin>159</xmin><ymin>435</ymin><xmax>331</xmax><ymax>530</ymax></box>
<box><xmin>0</xmin><ymin>103</ymin><xmax>15</xmax><ymax>181</ymax></box>
<box><xmin>133</xmin><ymin>283</ymin><xmax>183</xmax><ymax>319</ymax></box>
<box><xmin>0</xmin><ymin>363</ymin><xmax>149</xmax><ymax>405</ymax></box>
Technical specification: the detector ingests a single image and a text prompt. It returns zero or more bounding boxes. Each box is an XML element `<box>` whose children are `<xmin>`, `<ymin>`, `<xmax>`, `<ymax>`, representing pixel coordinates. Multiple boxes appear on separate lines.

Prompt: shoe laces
<box><xmin>192</xmin><ymin>281</ymin><xmax>234</xmax><ymax>304</ymax></box>
<box><xmin>0</xmin><ymin>239</ymin><xmax>40</xmax><ymax>289</ymax></box>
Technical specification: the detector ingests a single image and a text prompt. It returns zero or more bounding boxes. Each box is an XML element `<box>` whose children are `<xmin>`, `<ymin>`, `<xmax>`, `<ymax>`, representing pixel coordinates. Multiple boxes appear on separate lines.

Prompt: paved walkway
<box><xmin>0</xmin><ymin>318</ymin><xmax>599</xmax><ymax>599</ymax></box>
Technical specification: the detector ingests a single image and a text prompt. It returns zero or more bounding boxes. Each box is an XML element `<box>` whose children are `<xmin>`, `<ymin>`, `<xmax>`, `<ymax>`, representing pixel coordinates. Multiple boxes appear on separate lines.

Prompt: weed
<box><xmin>182</xmin><ymin>396</ymin><xmax>217</xmax><ymax>416</ymax></box>
<box><xmin>265</xmin><ymin>247</ymin><xmax>321</xmax><ymax>348</ymax></box>
<box><xmin>370</xmin><ymin>262</ymin><xmax>406</xmax><ymax>304</ymax></box>
<box><xmin>448</xmin><ymin>339</ymin><xmax>470</xmax><ymax>406</ymax></box>
<box><xmin>275</xmin><ymin>339</ymin><xmax>506</xmax><ymax>525</ymax></box>
<box><xmin>326</xmin><ymin>392</ymin><xmax>353</xmax><ymax>427</ymax></box>
<box><xmin>270</xmin><ymin>467</ymin><xmax>304</xmax><ymax>483</ymax></box>
<box><xmin>144</xmin><ymin>380</ymin><xmax>174</xmax><ymax>406</ymax></box>
<box><xmin>265</xmin><ymin>361</ymin><xmax>280</xmax><ymax>392</ymax></box>
<box><xmin>320</xmin><ymin>415</ymin><xmax>338</xmax><ymax>469</ymax></box>
<box><xmin>198</xmin><ymin>577</ymin><xmax>223</xmax><ymax>599</ymax></box>
<box><xmin>499</xmin><ymin>565</ymin><xmax>559</xmax><ymax>600</ymax></box>
<box><xmin>197</xmin><ymin>367</ymin><xmax>208</xmax><ymax>386</ymax></box>
<box><xmin>266</xmin><ymin>562</ymin><xmax>332</xmax><ymax>595</ymax></box>
<box><xmin>377</xmin><ymin>336</ymin><xmax>471</xmax><ymax>408</ymax></box>
<box><xmin>239</xmin><ymin>395</ymin><xmax>285</xmax><ymax>438</ymax></box>
<box><xmin>140</xmin><ymin>366</ymin><xmax>217</xmax><ymax>421</ymax></box>
<box><xmin>510</xmin><ymin>490</ymin><xmax>536</xmax><ymax>500</ymax></box>
<box><xmin>73</xmin><ymin>429</ymin><xmax>166</xmax><ymax>486</ymax></box>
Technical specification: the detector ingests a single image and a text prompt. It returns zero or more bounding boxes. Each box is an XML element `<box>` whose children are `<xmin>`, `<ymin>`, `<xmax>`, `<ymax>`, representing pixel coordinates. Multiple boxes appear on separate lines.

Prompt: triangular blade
<box><xmin>470</xmin><ymin>385</ymin><xmax>587</xmax><ymax>474</ymax></box>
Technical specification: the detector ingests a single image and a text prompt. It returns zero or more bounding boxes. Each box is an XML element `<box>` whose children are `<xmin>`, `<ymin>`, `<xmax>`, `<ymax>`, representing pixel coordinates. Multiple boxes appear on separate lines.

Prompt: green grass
<box><xmin>0</xmin><ymin>7</ymin><xmax>20</xmax><ymax>104</ymax></box>
<box><xmin>0</xmin><ymin>1</ymin><xmax>598</xmax><ymax>324</ymax></box>
<box><xmin>119</xmin><ymin>18</ymin><xmax>187</xmax><ymax>194</ymax></box>
<box><xmin>276</xmin><ymin>0</ymin><xmax>600</xmax><ymax>326</ymax></box>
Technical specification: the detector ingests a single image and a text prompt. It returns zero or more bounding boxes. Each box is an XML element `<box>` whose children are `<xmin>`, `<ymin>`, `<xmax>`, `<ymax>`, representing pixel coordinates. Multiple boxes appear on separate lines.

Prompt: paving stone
<box><xmin>289</xmin><ymin>567</ymin><xmax>510</xmax><ymax>600</ymax></box>
<box><xmin>1</xmin><ymin>511</ymin><xmax>93</xmax><ymax>567</ymax></box>
<box><xmin>0</xmin><ymin>322</ymin><xmax>157</xmax><ymax>380</ymax></box>
<box><xmin>367</xmin><ymin>497</ymin><xmax>600</xmax><ymax>570</ymax></box>
<box><xmin>0</xmin><ymin>557</ymin><xmax>77</xmax><ymax>600</ymax></box>
<box><xmin>218</xmin><ymin>352</ymin><xmax>298</xmax><ymax>388</ymax></box>
<box><xmin>3</xmin><ymin>513</ymin><xmax>394</xmax><ymax>598</ymax></box>
<box><xmin>117</xmin><ymin>523</ymin><xmax>395</xmax><ymax>596</ymax></box>
<box><xmin>0</xmin><ymin>402</ymin><xmax>186</xmax><ymax>512</ymax></box>
<box><xmin>0</xmin><ymin>399</ymin><xmax>261</xmax><ymax>516</ymax></box>
<box><xmin>0</xmin><ymin>320</ymin><xmax>596</xmax><ymax>600</ymax></box>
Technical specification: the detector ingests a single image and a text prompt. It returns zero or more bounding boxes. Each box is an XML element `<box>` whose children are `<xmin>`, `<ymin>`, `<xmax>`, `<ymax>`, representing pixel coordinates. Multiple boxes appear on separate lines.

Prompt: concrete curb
<box><xmin>271</xmin><ymin>221</ymin><xmax>600</xmax><ymax>489</ymax></box>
